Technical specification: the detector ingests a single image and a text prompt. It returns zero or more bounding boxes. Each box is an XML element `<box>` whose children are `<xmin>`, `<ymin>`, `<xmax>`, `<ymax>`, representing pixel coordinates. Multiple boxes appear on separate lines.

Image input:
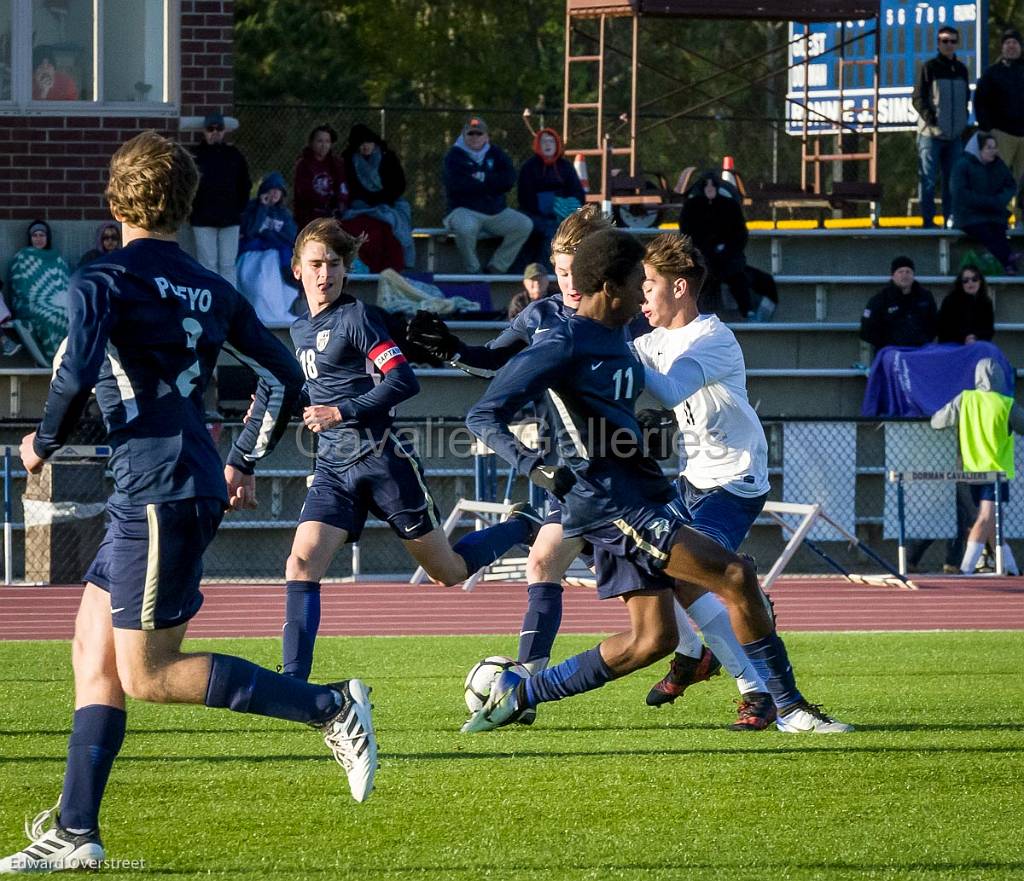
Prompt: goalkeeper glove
<box><xmin>529</xmin><ymin>464</ymin><xmax>577</xmax><ymax>500</ymax></box>
<box><xmin>406</xmin><ymin>310</ymin><xmax>460</xmax><ymax>362</ymax></box>
<box><xmin>636</xmin><ymin>408</ymin><xmax>677</xmax><ymax>461</ymax></box>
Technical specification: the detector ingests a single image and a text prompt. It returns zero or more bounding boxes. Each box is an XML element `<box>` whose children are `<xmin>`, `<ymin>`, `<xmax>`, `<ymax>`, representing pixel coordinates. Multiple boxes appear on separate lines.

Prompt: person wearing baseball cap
<box><xmin>190</xmin><ymin>109</ymin><xmax>251</xmax><ymax>286</ymax></box>
<box><xmin>442</xmin><ymin>116</ymin><xmax>532</xmax><ymax>274</ymax></box>
<box><xmin>859</xmin><ymin>255</ymin><xmax>938</xmax><ymax>353</ymax></box>
<box><xmin>507</xmin><ymin>263</ymin><xmax>551</xmax><ymax>319</ymax></box>
<box><xmin>975</xmin><ymin>27</ymin><xmax>1024</xmax><ymax>220</ymax></box>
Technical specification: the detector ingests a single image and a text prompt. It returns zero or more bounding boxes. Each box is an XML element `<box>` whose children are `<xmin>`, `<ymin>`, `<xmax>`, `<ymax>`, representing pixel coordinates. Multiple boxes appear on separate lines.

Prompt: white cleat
<box><xmin>776</xmin><ymin>702</ymin><xmax>854</xmax><ymax>734</ymax></box>
<box><xmin>320</xmin><ymin>680</ymin><xmax>377</xmax><ymax>802</ymax></box>
<box><xmin>0</xmin><ymin>802</ymin><xmax>104</xmax><ymax>874</ymax></box>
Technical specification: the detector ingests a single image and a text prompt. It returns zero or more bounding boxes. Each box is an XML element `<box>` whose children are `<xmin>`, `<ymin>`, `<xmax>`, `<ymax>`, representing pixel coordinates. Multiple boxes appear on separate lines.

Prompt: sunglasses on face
<box><xmin>206</xmin><ymin>125</ymin><xmax>224</xmax><ymax>133</ymax></box>
<box><xmin>939</xmin><ymin>37</ymin><xmax>958</xmax><ymax>44</ymax></box>
<box><xmin>466</xmin><ymin>131</ymin><xmax>485</xmax><ymax>136</ymax></box>
<box><xmin>102</xmin><ymin>234</ymin><xmax>119</xmax><ymax>241</ymax></box>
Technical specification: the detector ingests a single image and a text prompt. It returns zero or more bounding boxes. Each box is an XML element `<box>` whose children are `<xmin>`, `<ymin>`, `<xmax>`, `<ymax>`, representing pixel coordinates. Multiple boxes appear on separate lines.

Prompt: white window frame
<box><xmin>0</xmin><ymin>0</ymin><xmax>180</xmax><ymax>116</ymax></box>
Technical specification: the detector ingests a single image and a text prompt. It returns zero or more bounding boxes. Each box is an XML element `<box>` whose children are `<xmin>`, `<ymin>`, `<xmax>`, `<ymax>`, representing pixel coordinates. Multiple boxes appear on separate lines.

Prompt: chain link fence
<box><xmin>6</xmin><ymin>415</ymin><xmax>1017</xmax><ymax>585</ymax></box>
<box><xmin>229</xmin><ymin>102</ymin><xmax>921</xmax><ymax>226</ymax></box>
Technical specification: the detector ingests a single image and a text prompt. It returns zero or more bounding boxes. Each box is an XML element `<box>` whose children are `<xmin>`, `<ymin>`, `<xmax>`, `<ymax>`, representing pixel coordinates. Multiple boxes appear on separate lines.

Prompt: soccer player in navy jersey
<box><xmin>407</xmin><ymin>206</ymin><xmax>611</xmax><ymax>681</ymax></box>
<box><xmin>233</xmin><ymin>218</ymin><xmax>540</xmax><ymax>682</ymax></box>
<box><xmin>461</xmin><ymin>229</ymin><xmax>849</xmax><ymax>733</ymax></box>
<box><xmin>0</xmin><ymin>133</ymin><xmax>377</xmax><ymax>876</ymax></box>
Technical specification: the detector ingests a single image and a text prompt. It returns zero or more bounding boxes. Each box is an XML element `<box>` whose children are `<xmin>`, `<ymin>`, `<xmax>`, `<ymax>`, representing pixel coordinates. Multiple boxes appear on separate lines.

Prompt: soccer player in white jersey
<box><xmin>634</xmin><ymin>233</ymin><xmax>852</xmax><ymax>734</ymax></box>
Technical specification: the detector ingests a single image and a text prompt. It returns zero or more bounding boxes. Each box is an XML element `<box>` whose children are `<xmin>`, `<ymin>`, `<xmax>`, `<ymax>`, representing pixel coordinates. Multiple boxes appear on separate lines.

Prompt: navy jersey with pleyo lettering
<box><xmin>234</xmin><ymin>294</ymin><xmax>419</xmax><ymax>469</ymax></box>
<box><xmin>467</xmin><ymin>314</ymin><xmax>672</xmax><ymax>536</ymax></box>
<box><xmin>33</xmin><ymin>239</ymin><xmax>304</xmax><ymax>504</ymax></box>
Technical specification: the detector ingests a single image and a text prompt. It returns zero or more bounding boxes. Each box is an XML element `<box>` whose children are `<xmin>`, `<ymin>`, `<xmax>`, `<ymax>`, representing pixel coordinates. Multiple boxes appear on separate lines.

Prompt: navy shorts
<box><xmin>84</xmin><ymin>498</ymin><xmax>224</xmax><ymax>631</ymax></box>
<box><xmin>300</xmin><ymin>436</ymin><xmax>440</xmax><ymax>542</ymax></box>
<box><xmin>542</xmin><ymin>490</ymin><xmax>563</xmax><ymax>527</ymax></box>
<box><xmin>971</xmin><ymin>482</ymin><xmax>1010</xmax><ymax>505</ymax></box>
<box><xmin>668</xmin><ymin>478</ymin><xmax>767</xmax><ymax>552</ymax></box>
<box><xmin>580</xmin><ymin>505</ymin><xmax>685</xmax><ymax>599</ymax></box>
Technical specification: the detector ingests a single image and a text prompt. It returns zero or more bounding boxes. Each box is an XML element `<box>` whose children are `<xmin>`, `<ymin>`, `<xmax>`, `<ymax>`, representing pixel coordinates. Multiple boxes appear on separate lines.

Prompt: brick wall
<box><xmin>0</xmin><ymin>0</ymin><xmax>234</xmax><ymax>223</ymax></box>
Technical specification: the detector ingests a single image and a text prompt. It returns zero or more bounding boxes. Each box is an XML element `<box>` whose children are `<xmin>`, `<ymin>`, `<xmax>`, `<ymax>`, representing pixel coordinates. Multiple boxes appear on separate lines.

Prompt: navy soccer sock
<box><xmin>282</xmin><ymin>580</ymin><xmax>321</xmax><ymax>680</ymax></box>
<box><xmin>741</xmin><ymin>631</ymin><xmax>803</xmax><ymax>711</ymax></box>
<box><xmin>204</xmin><ymin>653</ymin><xmax>340</xmax><ymax>725</ymax></box>
<box><xmin>59</xmin><ymin>704</ymin><xmax>127</xmax><ymax>833</ymax></box>
<box><xmin>453</xmin><ymin>517</ymin><xmax>529</xmax><ymax>574</ymax></box>
<box><xmin>517</xmin><ymin>582</ymin><xmax>563</xmax><ymax>667</ymax></box>
<box><xmin>523</xmin><ymin>645</ymin><xmax>615</xmax><ymax>707</ymax></box>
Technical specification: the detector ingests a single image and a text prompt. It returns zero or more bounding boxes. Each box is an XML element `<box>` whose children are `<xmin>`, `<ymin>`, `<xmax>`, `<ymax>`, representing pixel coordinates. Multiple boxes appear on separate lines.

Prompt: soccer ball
<box><xmin>464</xmin><ymin>656</ymin><xmax>529</xmax><ymax>713</ymax></box>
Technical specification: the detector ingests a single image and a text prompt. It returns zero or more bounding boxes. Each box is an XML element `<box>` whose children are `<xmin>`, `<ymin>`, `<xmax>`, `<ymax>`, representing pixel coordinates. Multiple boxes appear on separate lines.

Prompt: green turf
<box><xmin>1</xmin><ymin>632</ymin><xmax>1023</xmax><ymax>880</ymax></box>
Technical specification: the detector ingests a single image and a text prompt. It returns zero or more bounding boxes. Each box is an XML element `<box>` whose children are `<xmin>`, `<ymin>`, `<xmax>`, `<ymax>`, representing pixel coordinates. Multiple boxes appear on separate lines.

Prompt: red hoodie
<box><xmin>292</xmin><ymin>147</ymin><xmax>349</xmax><ymax>230</ymax></box>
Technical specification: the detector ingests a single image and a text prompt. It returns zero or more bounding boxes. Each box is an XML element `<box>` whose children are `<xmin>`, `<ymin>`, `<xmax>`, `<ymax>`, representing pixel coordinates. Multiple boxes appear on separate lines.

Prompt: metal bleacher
<box><xmin>3</xmin><ymin>222</ymin><xmax>1024</xmax><ymax>577</ymax></box>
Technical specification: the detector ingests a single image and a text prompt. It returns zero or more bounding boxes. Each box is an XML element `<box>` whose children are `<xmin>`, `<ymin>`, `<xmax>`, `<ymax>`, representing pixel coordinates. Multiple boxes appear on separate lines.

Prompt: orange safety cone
<box><xmin>721</xmin><ymin>155</ymin><xmax>738</xmax><ymax>189</ymax></box>
<box><xmin>574</xmin><ymin>153</ymin><xmax>590</xmax><ymax>193</ymax></box>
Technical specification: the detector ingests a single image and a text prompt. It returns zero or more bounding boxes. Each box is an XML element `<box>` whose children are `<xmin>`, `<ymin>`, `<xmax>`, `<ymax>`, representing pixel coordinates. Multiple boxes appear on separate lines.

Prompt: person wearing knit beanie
<box><xmin>975</xmin><ymin>24</ymin><xmax>1024</xmax><ymax>216</ymax></box>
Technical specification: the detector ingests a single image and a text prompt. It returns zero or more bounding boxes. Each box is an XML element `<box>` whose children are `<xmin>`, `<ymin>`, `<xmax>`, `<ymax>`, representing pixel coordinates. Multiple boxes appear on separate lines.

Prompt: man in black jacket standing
<box><xmin>190</xmin><ymin>111</ymin><xmax>252</xmax><ymax>286</ymax></box>
<box><xmin>912</xmin><ymin>26</ymin><xmax>970</xmax><ymax>229</ymax></box>
<box><xmin>859</xmin><ymin>256</ymin><xmax>938</xmax><ymax>353</ymax></box>
<box><xmin>975</xmin><ymin>29</ymin><xmax>1024</xmax><ymax>218</ymax></box>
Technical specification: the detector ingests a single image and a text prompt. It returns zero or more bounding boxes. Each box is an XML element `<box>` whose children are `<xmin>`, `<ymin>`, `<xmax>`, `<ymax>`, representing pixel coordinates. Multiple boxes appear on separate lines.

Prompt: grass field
<box><xmin>1</xmin><ymin>631</ymin><xmax>1022</xmax><ymax>880</ymax></box>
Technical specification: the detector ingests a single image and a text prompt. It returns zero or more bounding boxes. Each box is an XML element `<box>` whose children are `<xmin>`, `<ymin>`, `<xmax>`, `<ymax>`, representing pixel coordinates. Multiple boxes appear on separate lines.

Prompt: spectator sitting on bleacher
<box><xmin>516</xmin><ymin>128</ymin><xmax>585</xmax><ymax>270</ymax></box>
<box><xmin>937</xmin><ymin>264</ymin><xmax>994</xmax><ymax>344</ymax></box>
<box><xmin>77</xmin><ymin>221</ymin><xmax>121</xmax><ymax>269</ymax></box>
<box><xmin>442</xmin><ymin>116</ymin><xmax>532</xmax><ymax>275</ymax></box>
<box><xmin>507</xmin><ymin>263</ymin><xmax>552</xmax><ymax>320</ymax></box>
<box><xmin>678</xmin><ymin>171</ymin><xmax>755</xmax><ymax>320</ymax></box>
<box><xmin>236</xmin><ymin>171</ymin><xmax>300</xmax><ymax>326</ymax></box>
<box><xmin>293</xmin><ymin>124</ymin><xmax>349</xmax><ymax>231</ymax></box>
<box><xmin>951</xmin><ymin>131</ymin><xmax>1017</xmax><ymax>272</ymax></box>
<box><xmin>341</xmin><ymin>123</ymin><xmax>414</xmax><ymax>270</ymax></box>
<box><xmin>0</xmin><ymin>278</ymin><xmax>22</xmax><ymax>357</ymax></box>
<box><xmin>859</xmin><ymin>256</ymin><xmax>938</xmax><ymax>353</ymax></box>
<box><xmin>5</xmin><ymin>219</ymin><xmax>69</xmax><ymax>363</ymax></box>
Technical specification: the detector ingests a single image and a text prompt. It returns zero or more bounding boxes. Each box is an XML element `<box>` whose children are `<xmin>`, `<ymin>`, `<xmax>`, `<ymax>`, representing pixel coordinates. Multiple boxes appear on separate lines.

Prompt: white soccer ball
<box><xmin>464</xmin><ymin>655</ymin><xmax>529</xmax><ymax>713</ymax></box>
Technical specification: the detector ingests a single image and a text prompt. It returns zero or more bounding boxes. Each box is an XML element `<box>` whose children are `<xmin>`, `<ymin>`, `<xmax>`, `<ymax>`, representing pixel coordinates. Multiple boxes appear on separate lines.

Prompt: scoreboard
<box><xmin>785</xmin><ymin>0</ymin><xmax>987</xmax><ymax>134</ymax></box>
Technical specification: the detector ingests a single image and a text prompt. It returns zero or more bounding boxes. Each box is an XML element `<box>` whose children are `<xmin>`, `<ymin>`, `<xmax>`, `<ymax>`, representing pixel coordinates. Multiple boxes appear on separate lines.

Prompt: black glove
<box><xmin>636</xmin><ymin>408</ymin><xmax>677</xmax><ymax>461</ymax></box>
<box><xmin>529</xmin><ymin>464</ymin><xmax>577</xmax><ymax>500</ymax></box>
<box><xmin>406</xmin><ymin>310</ymin><xmax>460</xmax><ymax>363</ymax></box>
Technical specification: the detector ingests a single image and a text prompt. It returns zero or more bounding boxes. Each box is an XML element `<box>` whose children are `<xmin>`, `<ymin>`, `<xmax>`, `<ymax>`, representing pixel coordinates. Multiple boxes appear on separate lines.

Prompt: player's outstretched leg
<box><xmin>463</xmin><ymin>588</ymin><xmax>676</xmax><ymax>733</ymax></box>
<box><xmin>663</xmin><ymin>528</ymin><xmax>852</xmax><ymax>733</ymax></box>
<box><xmin>405</xmin><ymin>502</ymin><xmax>543</xmax><ymax>586</ymax></box>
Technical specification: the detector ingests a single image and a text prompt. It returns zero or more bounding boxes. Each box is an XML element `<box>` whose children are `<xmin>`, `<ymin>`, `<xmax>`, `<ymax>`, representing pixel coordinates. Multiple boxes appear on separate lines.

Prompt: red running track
<box><xmin>1</xmin><ymin>577</ymin><xmax>1023</xmax><ymax>641</ymax></box>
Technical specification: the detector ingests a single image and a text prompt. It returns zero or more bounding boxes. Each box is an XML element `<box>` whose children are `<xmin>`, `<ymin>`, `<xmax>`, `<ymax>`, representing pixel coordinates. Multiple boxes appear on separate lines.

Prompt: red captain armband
<box><xmin>369</xmin><ymin>340</ymin><xmax>408</xmax><ymax>374</ymax></box>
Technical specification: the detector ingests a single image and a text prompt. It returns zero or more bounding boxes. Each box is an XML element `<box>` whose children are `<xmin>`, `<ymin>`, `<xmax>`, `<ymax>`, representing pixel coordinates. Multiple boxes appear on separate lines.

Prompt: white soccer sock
<box><xmin>960</xmin><ymin>541</ymin><xmax>985</xmax><ymax>574</ymax></box>
<box><xmin>686</xmin><ymin>593</ymin><xmax>767</xmax><ymax>695</ymax></box>
<box><xmin>1000</xmin><ymin>544</ymin><xmax>1019</xmax><ymax>575</ymax></box>
<box><xmin>672</xmin><ymin>600</ymin><xmax>704</xmax><ymax>659</ymax></box>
